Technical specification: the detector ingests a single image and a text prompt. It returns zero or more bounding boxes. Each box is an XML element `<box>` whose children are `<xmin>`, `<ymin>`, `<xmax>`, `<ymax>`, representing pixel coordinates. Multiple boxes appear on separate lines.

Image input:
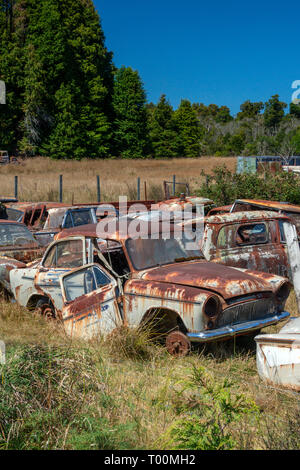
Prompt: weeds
<box><xmin>160</xmin><ymin>365</ymin><xmax>259</xmax><ymax>450</ymax></box>
<box><xmin>104</xmin><ymin>325</ymin><xmax>162</xmax><ymax>362</ymax></box>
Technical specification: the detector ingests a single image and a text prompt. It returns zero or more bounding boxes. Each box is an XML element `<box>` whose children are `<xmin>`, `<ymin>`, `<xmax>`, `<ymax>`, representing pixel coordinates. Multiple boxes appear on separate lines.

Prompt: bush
<box><xmin>160</xmin><ymin>366</ymin><xmax>259</xmax><ymax>450</ymax></box>
<box><xmin>0</xmin><ymin>344</ymin><xmax>138</xmax><ymax>449</ymax></box>
<box><xmin>197</xmin><ymin>165</ymin><xmax>300</xmax><ymax>206</ymax></box>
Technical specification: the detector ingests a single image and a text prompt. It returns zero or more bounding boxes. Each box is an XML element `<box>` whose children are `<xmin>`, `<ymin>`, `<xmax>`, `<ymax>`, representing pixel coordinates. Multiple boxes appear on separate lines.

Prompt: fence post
<box><xmin>14</xmin><ymin>175</ymin><xmax>18</xmax><ymax>200</ymax></box>
<box><xmin>59</xmin><ymin>175</ymin><xmax>63</xmax><ymax>203</ymax></box>
<box><xmin>96</xmin><ymin>175</ymin><xmax>101</xmax><ymax>203</ymax></box>
<box><xmin>173</xmin><ymin>175</ymin><xmax>176</xmax><ymax>196</ymax></box>
<box><xmin>137</xmin><ymin>177</ymin><xmax>141</xmax><ymax>201</ymax></box>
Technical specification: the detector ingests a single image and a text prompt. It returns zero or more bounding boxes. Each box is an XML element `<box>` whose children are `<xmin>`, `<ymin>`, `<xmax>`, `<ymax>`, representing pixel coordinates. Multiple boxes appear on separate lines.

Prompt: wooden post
<box><xmin>59</xmin><ymin>175</ymin><xmax>63</xmax><ymax>203</ymax></box>
<box><xmin>137</xmin><ymin>177</ymin><xmax>141</xmax><ymax>201</ymax></box>
<box><xmin>144</xmin><ymin>181</ymin><xmax>147</xmax><ymax>201</ymax></box>
<box><xmin>283</xmin><ymin>221</ymin><xmax>300</xmax><ymax>314</ymax></box>
<box><xmin>97</xmin><ymin>175</ymin><xmax>101</xmax><ymax>203</ymax></box>
<box><xmin>14</xmin><ymin>175</ymin><xmax>18</xmax><ymax>200</ymax></box>
<box><xmin>173</xmin><ymin>175</ymin><xmax>176</xmax><ymax>196</ymax></box>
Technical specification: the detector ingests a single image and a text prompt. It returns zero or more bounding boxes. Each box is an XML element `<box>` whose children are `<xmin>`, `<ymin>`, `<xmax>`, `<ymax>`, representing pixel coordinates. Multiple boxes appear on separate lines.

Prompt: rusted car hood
<box><xmin>140</xmin><ymin>261</ymin><xmax>275</xmax><ymax>299</ymax></box>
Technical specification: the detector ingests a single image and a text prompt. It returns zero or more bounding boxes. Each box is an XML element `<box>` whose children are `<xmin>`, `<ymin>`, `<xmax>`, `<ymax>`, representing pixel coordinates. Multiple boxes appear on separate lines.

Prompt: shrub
<box><xmin>197</xmin><ymin>165</ymin><xmax>300</xmax><ymax>206</ymax></box>
<box><xmin>161</xmin><ymin>366</ymin><xmax>259</xmax><ymax>450</ymax></box>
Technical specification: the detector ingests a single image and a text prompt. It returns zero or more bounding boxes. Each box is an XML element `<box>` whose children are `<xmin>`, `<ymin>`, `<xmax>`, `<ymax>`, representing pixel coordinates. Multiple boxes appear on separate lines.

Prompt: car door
<box><xmin>60</xmin><ymin>264</ymin><xmax>122</xmax><ymax>339</ymax></box>
<box><xmin>11</xmin><ymin>237</ymin><xmax>90</xmax><ymax>310</ymax></box>
<box><xmin>212</xmin><ymin>220</ymin><xmax>289</xmax><ymax>277</ymax></box>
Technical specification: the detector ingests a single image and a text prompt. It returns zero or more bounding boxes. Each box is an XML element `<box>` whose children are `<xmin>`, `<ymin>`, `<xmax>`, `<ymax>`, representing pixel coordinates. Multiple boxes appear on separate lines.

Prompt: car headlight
<box><xmin>276</xmin><ymin>281</ymin><xmax>290</xmax><ymax>303</ymax></box>
<box><xmin>203</xmin><ymin>295</ymin><xmax>221</xmax><ymax>318</ymax></box>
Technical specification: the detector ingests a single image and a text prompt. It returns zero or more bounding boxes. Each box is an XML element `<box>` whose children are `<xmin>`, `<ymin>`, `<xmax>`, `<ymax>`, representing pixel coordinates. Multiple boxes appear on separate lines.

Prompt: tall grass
<box><xmin>0</xmin><ymin>157</ymin><xmax>236</xmax><ymax>203</ymax></box>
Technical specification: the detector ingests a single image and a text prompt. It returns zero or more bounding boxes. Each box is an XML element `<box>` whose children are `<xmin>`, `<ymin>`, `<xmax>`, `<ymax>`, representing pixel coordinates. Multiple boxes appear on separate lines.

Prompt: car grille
<box><xmin>217</xmin><ymin>298</ymin><xmax>278</xmax><ymax>328</ymax></box>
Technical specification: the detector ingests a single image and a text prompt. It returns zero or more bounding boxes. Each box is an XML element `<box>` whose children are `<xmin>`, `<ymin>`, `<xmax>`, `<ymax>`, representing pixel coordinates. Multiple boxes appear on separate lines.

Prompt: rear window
<box><xmin>217</xmin><ymin>223</ymin><xmax>269</xmax><ymax>248</ymax></box>
<box><xmin>236</xmin><ymin>223</ymin><xmax>268</xmax><ymax>245</ymax></box>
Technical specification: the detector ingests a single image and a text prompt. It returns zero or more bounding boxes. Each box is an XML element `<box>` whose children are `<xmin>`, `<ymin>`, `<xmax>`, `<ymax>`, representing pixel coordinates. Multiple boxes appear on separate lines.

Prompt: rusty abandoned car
<box><xmin>8</xmin><ymin>220</ymin><xmax>291</xmax><ymax>356</ymax></box>
<box><xmin>0</xmin><ymin>220</ymin><xmax>45</xmax><ymax>297</ymax></box>
<box><xmin>180</xmin><ymin>210</ymin><xmax>296</xmax><ymax>280</ymax></box>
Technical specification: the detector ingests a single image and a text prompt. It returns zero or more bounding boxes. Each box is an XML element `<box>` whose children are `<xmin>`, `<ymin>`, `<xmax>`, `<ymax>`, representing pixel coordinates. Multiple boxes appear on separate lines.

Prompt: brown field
<box><xmin>0</xmin><ymin>156</ymin><xmax>237</xmax><ymax>203</ymax></box>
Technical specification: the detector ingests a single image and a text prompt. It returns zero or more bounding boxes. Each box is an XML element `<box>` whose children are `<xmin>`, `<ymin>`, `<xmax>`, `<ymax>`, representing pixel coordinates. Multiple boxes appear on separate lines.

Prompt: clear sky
<box><xmin>94</xmin><ymin>0</ymin><xmax>299</xmax><ymax>115</ymax></box>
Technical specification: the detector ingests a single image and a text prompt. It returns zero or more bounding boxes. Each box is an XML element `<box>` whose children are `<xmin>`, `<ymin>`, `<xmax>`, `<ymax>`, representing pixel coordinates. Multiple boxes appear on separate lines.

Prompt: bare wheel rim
<box><xmin>35</xmin><ymin>303</ymin><xmax>56</xmax><ymax>321</ymax></box>
<box><xmin>166</xmin><ymin>331</ymin><xmax>191</xmax><ymax>357</ymax></box>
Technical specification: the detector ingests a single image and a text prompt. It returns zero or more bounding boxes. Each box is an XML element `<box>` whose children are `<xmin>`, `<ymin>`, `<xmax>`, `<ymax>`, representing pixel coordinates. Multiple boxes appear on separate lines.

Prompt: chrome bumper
<box><xmin>187</xmin><ymin>311</ymin><xmax>290</xmax><ymax>343</ymax></box>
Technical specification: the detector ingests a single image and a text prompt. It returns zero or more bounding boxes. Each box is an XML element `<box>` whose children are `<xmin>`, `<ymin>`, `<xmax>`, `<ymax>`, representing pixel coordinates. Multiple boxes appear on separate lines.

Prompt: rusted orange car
<box><xmin>181</xmin><ymin>210</ymin><xmax>295</xmax><ymax>280</ymax></box>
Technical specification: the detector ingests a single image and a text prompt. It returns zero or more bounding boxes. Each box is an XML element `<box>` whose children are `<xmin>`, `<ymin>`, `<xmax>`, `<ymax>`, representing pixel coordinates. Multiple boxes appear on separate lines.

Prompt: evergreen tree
<box><xmin>148</xmin><ymin>94</ymin><xmax>179</xmax><ymax>158</ymax></box>
<box><xmin>0</xmin><ymin>0</ymin><xmax>114</xmax><ymax>158</ymax></box>
<box><xmin>237</xmin><ymin>100</ymin><xmax>264</xmax><ymax>120</ymax></box>
<box><xmin>264</xmin><ymin>94</ymin><xmax>287</xmax><ymax>130</ymax></box>
<box><xmin>112</xmin><ymin>66</ymin><xmax>149</xmax><ymax>158</ymax></box>
<box><xmin>173</xmin><ymin>99</ymin><xmax>201</xmax><ymax>157</ymax></box>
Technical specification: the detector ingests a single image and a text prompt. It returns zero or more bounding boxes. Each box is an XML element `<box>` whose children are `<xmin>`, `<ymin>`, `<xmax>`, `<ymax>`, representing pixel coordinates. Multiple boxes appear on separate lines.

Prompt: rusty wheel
<box><xmin>34</xmin><ymin>302</ymin><xmax>56</xmax><ymax>321</ymax></box>
<box><xmin>166</xmin><ymin>331</ymin><xmax>191</xmax><ymax>357</ymax></box>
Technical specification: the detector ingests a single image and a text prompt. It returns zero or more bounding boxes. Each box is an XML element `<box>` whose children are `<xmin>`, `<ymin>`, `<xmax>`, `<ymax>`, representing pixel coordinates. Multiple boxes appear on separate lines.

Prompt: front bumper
<box><xmin>187</xmin><ymin>311</ymin><xmax>290</xmax><ymax>343</ymax></box>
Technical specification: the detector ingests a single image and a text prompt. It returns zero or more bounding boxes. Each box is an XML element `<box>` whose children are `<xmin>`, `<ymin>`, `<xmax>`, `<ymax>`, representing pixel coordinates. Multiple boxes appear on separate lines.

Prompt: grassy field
<box><xmin>0</xmin><ymin>156</ymin><xmax>237</xmax><ymax>203</ymax></box>
<box><xmin>0</xmin><ymin>292</ymin><xmax>299</xmax><ymax>450</ymax></box>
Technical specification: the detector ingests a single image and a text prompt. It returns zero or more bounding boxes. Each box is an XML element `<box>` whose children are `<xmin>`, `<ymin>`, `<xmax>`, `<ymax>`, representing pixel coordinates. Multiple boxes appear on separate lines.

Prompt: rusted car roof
<box><xmin>153</xmin><ymin>195</ymin><xmax>214</xmax><ymax>212</ymax></box>
<box><xmin>178</xmin><ymin>210</ymin><xmax>291</xmax><ymax>229</ymax></box>
<box><xmin>232</xmin><ymin>199</ymin><xmax>300</xmax><ymax>214</ymax></box>
<box><xmin>206</xmin><ymin>205</ymin><xmax>232</xmax><ymax>216</ymax></box>
<box><xmin>56</xmin><ymin>220</ymin><xmax>182</xmax><ymax>242</ymax></box>
<box><xmin>205</xmin><ymin>210</ymin><xmax>291</xmax><ymax>224</ymax></box>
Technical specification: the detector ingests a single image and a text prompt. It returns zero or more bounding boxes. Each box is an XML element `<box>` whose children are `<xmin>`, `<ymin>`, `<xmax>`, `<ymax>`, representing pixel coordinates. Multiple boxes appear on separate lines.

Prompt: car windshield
<box><xmin>125</xmin><ymin>232</ymin><xmax>204</xmax><ymax>270</ymax></box>
<box><xmin>0</xmin><ymin>223</ymin><xmax>37</xmax><ymax>247</ymax></box>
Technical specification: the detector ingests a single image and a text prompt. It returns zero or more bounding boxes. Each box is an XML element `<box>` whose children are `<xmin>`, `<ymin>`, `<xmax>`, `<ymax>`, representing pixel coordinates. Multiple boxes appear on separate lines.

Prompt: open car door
<box><xmin>60</xmin><ymin>264</ymin><xmax>122</xmax><ymax>340</ymax></box>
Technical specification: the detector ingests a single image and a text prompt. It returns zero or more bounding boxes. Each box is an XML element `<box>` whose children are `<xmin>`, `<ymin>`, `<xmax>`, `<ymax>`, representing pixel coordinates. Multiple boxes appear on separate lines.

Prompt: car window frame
<box><xmin>59</xmin><ymin>263</ymin><xmax>115</xmax><ymax>304</ymax></box>
<box><xmin>41</xmin><ymin>236</ymin><xmax>87</xmax><ymax>268</ymax></box>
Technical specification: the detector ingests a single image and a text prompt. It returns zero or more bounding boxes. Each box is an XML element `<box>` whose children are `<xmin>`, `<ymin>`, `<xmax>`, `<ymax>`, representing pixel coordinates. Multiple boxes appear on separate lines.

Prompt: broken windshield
<box><xmin>125</xmin><ymin>232</ymin><xmax>204</xmax><ymax>270</ymax></box>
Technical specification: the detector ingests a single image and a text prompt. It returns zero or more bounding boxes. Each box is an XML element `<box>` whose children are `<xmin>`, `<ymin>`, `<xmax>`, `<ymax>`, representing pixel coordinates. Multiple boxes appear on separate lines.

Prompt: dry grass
<box><xmin>0</xmin><ymin>156</ymin><xmax>236</xmax><ymax>203</ymax></box>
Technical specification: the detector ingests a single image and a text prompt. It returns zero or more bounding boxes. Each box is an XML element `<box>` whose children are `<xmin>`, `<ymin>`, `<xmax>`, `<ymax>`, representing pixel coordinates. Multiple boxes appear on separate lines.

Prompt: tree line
<box><xmin>1</xmin><ymin>0</ymin><xmax>300</xmax><ymax>160</ymax></box>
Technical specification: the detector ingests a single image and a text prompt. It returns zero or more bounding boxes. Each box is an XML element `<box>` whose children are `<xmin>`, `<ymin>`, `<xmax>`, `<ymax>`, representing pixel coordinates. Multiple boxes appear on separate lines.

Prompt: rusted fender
<box><xmin>124</xmin><ymin>278</ymin><xmax>218</xmax><ymax>332</ymax></box>
<box><xmin>0</xmin><ymin>257</ymin><xmax>26</xmax><ymax>293</ymax></box>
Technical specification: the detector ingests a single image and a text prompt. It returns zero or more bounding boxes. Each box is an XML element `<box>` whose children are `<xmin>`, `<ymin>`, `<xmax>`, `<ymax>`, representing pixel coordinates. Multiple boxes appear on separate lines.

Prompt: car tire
<box><xmin>34</xmin><ymin>299</ymin><xmax>56</xmax><ymax>321</ymax></box>
<box><xmin>165</xmin><ymin>330</ymin><xmax>191</xmax><ymax>357</ymax></box>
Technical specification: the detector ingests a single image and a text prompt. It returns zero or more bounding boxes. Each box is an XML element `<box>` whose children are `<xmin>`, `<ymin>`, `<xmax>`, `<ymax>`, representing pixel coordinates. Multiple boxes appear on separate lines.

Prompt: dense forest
<box><xmin>1</xmin><ymin>0</ymin><xmax>300</xmax><ymax>160</ymax></box>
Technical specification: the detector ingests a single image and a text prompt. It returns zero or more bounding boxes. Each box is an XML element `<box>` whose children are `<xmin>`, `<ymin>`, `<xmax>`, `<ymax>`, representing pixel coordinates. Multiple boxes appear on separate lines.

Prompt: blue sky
<box><xmin>95</xmin><ymin>1</ymin><xmax>299</xmax><ymax>115</ymax></box>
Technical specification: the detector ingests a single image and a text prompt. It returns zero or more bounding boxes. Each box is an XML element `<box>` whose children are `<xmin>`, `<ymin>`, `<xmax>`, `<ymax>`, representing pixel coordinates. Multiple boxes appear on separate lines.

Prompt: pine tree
<box><xmin>112</xmin><ymin>66</ymin><xmax>149</xmax><ymax>158</ymax></box>
<box><xmin>0</xmin><ymin>0</ymin><xmax>114</xmax><ymax>158</ymax></box>
<box><xmin>148</xmin><ymin>94</ymin><xmax>179</xmax><ymax>158</ymax></box>
<box><xmin>173</xmin><ymin>99</ymin><xmax>201</xmax><ymax>157</ymax></box>
<box><xmin>264</xmin><ymin>94</ymin><xmax>287</xmax><ymax>130</ymax></box>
